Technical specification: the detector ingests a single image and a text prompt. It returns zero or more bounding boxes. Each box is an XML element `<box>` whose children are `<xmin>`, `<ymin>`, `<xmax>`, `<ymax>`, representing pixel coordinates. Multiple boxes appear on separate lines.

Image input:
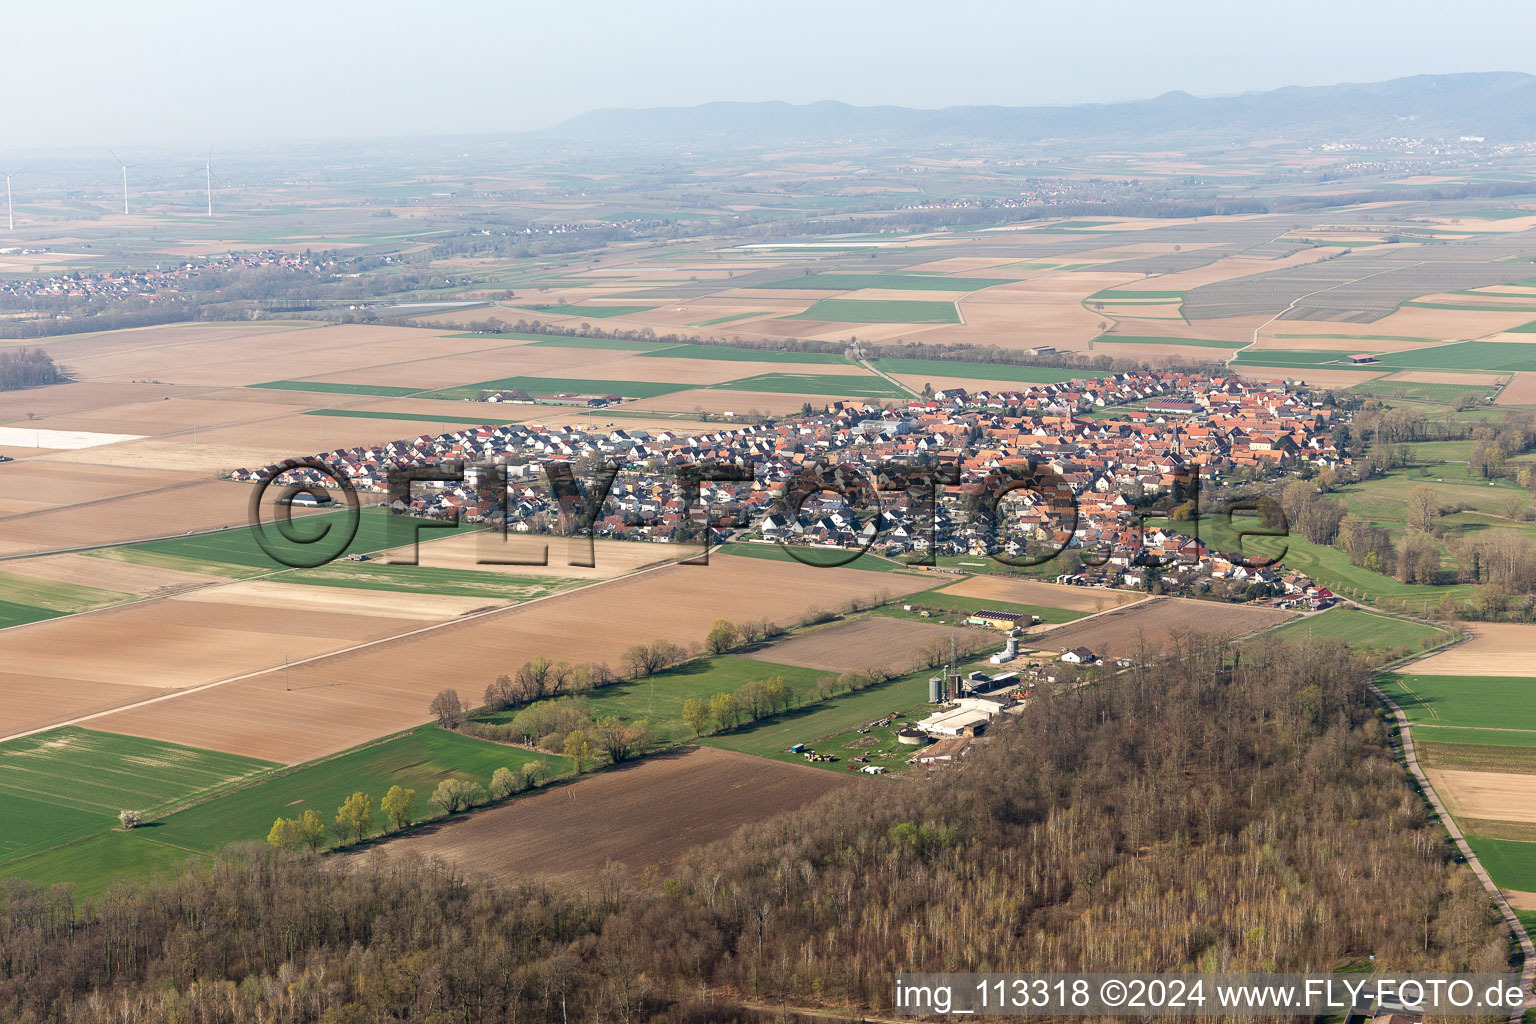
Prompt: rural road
<box><xmin>1371</xmin><ymin>680</ymin><xmax>1536</xmax><ymax>1019</ymax></box>
<box><xmin>1227</xmin><ymin>257</ymin><xmax>1420</xmax><ymax>368</ymax></box>
<box><xmin>854</xmin><ymin>352</ymin><xmax>921</xmax><ymax>400</ymax></box>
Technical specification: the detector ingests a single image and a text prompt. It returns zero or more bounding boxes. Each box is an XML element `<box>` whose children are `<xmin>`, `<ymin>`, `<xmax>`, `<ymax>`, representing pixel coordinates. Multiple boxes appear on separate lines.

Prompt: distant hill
<box><xmin>544</xmin><ymin>73</ymin><xmax>1536</xmax><ymax>147</ymax></box>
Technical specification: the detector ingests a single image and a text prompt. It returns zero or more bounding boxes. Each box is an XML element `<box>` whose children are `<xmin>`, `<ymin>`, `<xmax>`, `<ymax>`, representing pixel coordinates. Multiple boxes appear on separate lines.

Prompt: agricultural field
<box><xmin>933</xmin><ymin>575</ymin><xmax>1141</xmax><ymax>614</ymax></box>
<box><xmin>738</xmin><ymin>617</ymin><xmax>987</xmax><ymax>676</ymax></box>
<box><xmin>0</xmin><ymin>572</ymin><xmax>133</xmax><ymax>628</ymax></box>
<box><xmin>528</xmin><ymin>304</ymin><xmax>657</xmax><ymax>318</ymax></box>
<box><xmin>708</xmin><ymin>371</ymin><xmax>907</xmax><ymax>398</ymax></box>
<box><xmin>0</xmin><ymin>830</ymin><xmax>209</xmax><ymax>900</ymax></box>
<box><xmin>1031</xmin><ymin>596</ymin><xmax>1293</xmax><ymax>659</ymax></box>
<box><xmin>75</xmin><ymin>553</ymin><xmax>937</xmax><ymax>762</ymax></box>
<box><xmin>0</xmin><ymin>727</ymin><xmax>274</xmax><ymax>865</ymax></box>
<box><xmin>1349</xmin><ymin>379</ymin><xmax>1500</xmax><ymax>404</ymax></box>
<box><xmin>1372</xmin><ymin>341</ymin><xmax>1536</xmax><ymax>372</ymax></box>
<box><xmin>711</xmin><ymin>541</ymin><xmax>910</xmax><ymax>572</ymax></box>
<box><xmin>646</xmin><ymin>343</ymin><xmax>847</xmax><ymax>363</ymax></box>
<box><xmin>705</xmin><ymin>665</ymin><xmax>938</xmax><ymax>760</ymax></box>
<box><xmin>1463</xmin><ymin>837</ymin><xmax>1536</xmax><ymax>893</ymax></box>
<box><xmin>479</xmin><ymin>655</ymin><xmax>834</xmax><ymax>746</ymax></box>
<box><xmin>1377</xmin><ymin>674</ymin><xmax>1536</xmax><ymax>731</ymax></box>
<box><xmin>1091</xmin><ymin>334</ymin><xmax>1243</xmax><ymax>350</ymax></box>
<box><xmin>250</xmin><ymin>380</ymin><xmax>422</xmax><ymax>397</ymax></box>
<box><xmin>873</xmin><ymin>357</ymin><xmax>1108</xmax><ymax>385</ymax></box>
<box><xmin>1398</xmin><ymin>623</ymin><xmax>1536</xmax><ymax>676</ymax></box>
<box><xmin>786</xmin><ymin>299</ymin><xmax>961</xmax><ymax>324</ymax></box>
<box><xmin>424</xmin><ymin>376</ymin><xmax>688</xmax><ymax>401</ymax></box>
<box><xmin>1266</xmin><ymin>607</ymin><xmax>1451</xmax><ymax>656</ymax></box>
<box><xmin>365</xmin><ymin>746</ymin><xmax>854</xmax><ymax>885</ymax></box>
<box><xmin>93</xmin><ymin>507</ymin><xmax>479</xmax><ymax>577</ymax></box>
<box><xmin>153</xmin><ymin>726</ymin><xmax>569</xmax><ymax>855</ymax></box>
<box><xmin>750</xmin><ymin>273</ymin><xmax>996</xmax><ymax>292</ymax></box>
<box><xmin>875</xmin><ymin>589</ymin><xmax>1087</xmax><ymax>626</ymax></box>
<box><xmin>1424</xmin><ymin>769</ymin><xmax>1536</xmax><ymax>824</ymax></box>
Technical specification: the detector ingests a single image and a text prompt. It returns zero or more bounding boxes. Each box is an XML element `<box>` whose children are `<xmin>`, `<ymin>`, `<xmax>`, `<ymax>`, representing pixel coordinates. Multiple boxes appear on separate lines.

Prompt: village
<box><xmin>233</xmin><ymin>367</ymin><xmax>1349</xmax><ymax>609</ymax></box>
<box><xmin>0</xmin><ymin>248</ymin><xmax>323</xmax><ymax>306</ymax></box>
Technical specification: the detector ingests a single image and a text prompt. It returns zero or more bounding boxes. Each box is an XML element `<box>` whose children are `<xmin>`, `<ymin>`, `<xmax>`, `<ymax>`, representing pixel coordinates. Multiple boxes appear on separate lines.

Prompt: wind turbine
<box><xmin>109</xmin><ymin>151</ymin><xmax>140</xmax><ymax>216</ymax></box>
<box><xmin>0</xmin><ymin>167</ymin><xmax>23</xmax><ymax>232</ymax></box>
<box><xmin>204</xmin><ymin>148</ymin><xmax>213</xmax><ymax>216</ymax></box>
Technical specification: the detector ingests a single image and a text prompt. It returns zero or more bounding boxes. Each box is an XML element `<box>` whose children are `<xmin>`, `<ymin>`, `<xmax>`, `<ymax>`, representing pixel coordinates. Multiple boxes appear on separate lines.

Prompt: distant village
<box><xmin>0</xmin><ymin>249</ymin><xmax>322</xmax><ymax>306</ymax></box>
<box><xmin>233</xmin><ymin>369</ymin><xmax>1347</xmax><ymax>607</ymax></box>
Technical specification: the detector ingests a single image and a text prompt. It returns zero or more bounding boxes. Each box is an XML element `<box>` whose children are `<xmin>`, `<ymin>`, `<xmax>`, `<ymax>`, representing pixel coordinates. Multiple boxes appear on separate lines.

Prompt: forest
<box><xmin>0</xmin><ymin>634</ymin><xmax>1511</xmax><ymax>1023</ymax></box>
<box><xmin>0</xmin><ymin>347</ymin><xmax>63</xmax><ymax>390</ymax></box>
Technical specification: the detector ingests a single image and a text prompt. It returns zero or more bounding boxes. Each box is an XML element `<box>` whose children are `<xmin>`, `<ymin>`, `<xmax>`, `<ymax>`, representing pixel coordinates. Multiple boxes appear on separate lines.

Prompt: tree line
<box><xmin>0</xmin><ymin>632</ymin><xmax>1510</xmax><ymax>1022</ymax></box>
<box><xmin>0</xmin><ymin>348</ymin><xmax>63</xmax><ymax>390</ymax></box>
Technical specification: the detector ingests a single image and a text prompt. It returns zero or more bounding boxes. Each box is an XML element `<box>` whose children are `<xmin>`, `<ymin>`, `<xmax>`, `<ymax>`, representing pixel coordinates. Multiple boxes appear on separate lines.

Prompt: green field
<box><xmin>877</xmin><ymin>588</ymin><xmax>1088</xmax><ymax>625</ymax></box>
<box><xmin>1089</xmin><ymin>289</ymin><xmax>1187</xmax><ymax>300</ymax></box>
<box><xmin>872</xmin><ymin>357</ymin><xmax>1109</xmax><ymax>384</ymax></box>
<box><xmin>1414</xmin><ymin>728</ymin><xmax>1536</xmax><ymax>749</ymax></box>
<box><xmin>0</xmin><ymin>728</ymin><xmax>275</xmax><ymax>864</ymax></box>
<box><xmin>1377</xmin><ymin>674</ymin><xmax>1536</xmax><ymax>731</ymax></box>
<box><xmin>481</xmin><ymin>655</ymin><xmax>833</xmax><ymax>745</ymax></box>
<box><xmin>93</xmin><ymin>509</ymin><xmax>478</xmax><ymax>577</ymax></box>
<box><xmin>154</xmin><ymin>728</ymin><xmax>569</xmax><ymax>854</ymax></box>
<box><xmin>1508</xmin><ymin>320</ymin><xmax>1536</xmax><ymax>334</ymax></box>
<box><xmin>0</xmin><ymin>831</ymin><xmax>210</xmax><ymax>900</ymax></box>
<box><xmin>1371</xmin><ymin>342</ymin><xmax>1536</xmax><ymax>373</ymax></box>
<box><xmin>249</xmin><ymin>380</ymin><xmax>421</xmax><ymax>397</ymax></box>
<box><xmin>424</xmin><ymin>376</ymin><xmax>688</xmax><ymax>401</ymax></box>
<box><xmin>284</xmin><ymin>561</ymin><xmax>583</xmax><ymax>600</ymax></box>
<box><xmin>705</xmin><ymin>667</ymin><xmax>934</xmax><ymax>758</ymax></box>
<box><xmin>1349</xmin><ymin>380</ymin><xmax>1498</xmax><ymax>404</ymax></box>
<box><xmin>1465</xmin><ymin>836</ymin><xmax>1536</xmax><ymax>891</ymax></box>
<box><xmin>1231</xmin><ymin>349</ymin><xmax>1372</xmax><ymax>369</ymax></box>
<box><xmin>689</xmin><ymin>312</ymin><xmax>772</xmax><ymax>327</ymax></box>
<box><xmin>1272</xmin><ymin>334</ymin><xmax>1439</xmax><ymax>342</ymax></box>
<box><xmin>1092</xmin><ymin>334</ymin><xmax>1239</xmax><ymax>349</ymax></box>
<box><xmin>1267</xmin><ymin>608</ymin><xmax>1450</xmax><ymax>654</ymax></box>
<box><xmin>302</xmin><ymin>408</ymin><xmax>523</xmax><ymax>425</ymax></box>
<box><xmin>523</xmin><ymin>336</ymin><xmax>670</xmax><ymax>350</ymax></box>
<box><xmin>530</xmin><ymin>304</ymin><xmax>658</xmax><ymax>318</ymax></box>
<box><xmin>0</xmin><ymin>572</ymin><xmax>132</xmax><ymax>628</ymax></box>
<box><xmin>753</xmin><ymin>273</ymin><xmax>995</xmax><ymax>292</ymax></box>
<box><xmin>649</xmin><ymin>343</ymin><xmax>847</xmax><ymax>364</ymax></box>
<box><xmin>714</xmin><ymin>541</ymin><xmax>911</xmax><ymax>572</ymax></box>
<box><xmin>710</xmin><ymin>372</ymin><xmax>908</xmax><ymax>399</ymax></box>
<box><xmin>1332</xmin><ymin>469</ymin><xmax>1531</xmax><ymax>526</ymax></box>
<box><xmin>788</xmin><ymin>299</ymin><xmax>961</xmax><ymax>324</ymax></box>
<box><xmin>1405</xmin><ymin>301</ymin><xmax>1536</xmax><ymax>313</ymax></box>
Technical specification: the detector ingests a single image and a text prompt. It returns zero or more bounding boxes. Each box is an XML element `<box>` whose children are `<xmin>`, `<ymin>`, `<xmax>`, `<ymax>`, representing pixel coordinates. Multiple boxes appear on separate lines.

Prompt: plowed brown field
<box><xmin>362</xmin><ymin>746</ymin><xmax>857</xmax><ymax>884</ymax></box>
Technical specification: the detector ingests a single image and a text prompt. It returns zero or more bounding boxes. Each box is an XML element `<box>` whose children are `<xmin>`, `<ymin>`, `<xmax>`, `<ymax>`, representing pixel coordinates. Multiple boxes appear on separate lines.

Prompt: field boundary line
<box><xmin>1372</xmin><ymin>679</ymin><xmax>1535</xmax><ymax>1019</ymax></box>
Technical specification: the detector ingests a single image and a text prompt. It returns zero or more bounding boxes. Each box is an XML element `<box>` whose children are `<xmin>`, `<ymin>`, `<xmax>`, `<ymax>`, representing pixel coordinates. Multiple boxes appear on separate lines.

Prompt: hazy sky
<box><xmin>9</xmin><ymin>0</ymin><xmax>1536</xmax><ymax>152</ymax></box>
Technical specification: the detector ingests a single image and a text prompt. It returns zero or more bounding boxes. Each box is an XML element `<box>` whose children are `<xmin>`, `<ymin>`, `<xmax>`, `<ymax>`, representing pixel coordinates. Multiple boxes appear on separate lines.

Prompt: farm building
<box><xmin>1060</xmin><ymin>647</ymin><xmax>1098</xmax><ymax>664</ymax></box>
<box><xmin>968</xmin><ymin>608</ymin><xmax>1035</xmax><ymax>629</ymax></box>
<box><xmin>911</xmin><ymin>735</ymin><xmax>971</xmax><ymax>765</ymax></box>
<box><xmin>1344</xmin><ymin>353</ymin><xmax>1377</xmax><ymax>364</ymax></box>
<box><xmin>915</xmin><ymin>706</ymin><xmax>991</xmax><ymax>737</ymax></box>
<box><xmin>915</xmin><ymin>694</ymin><xmax>1017</xmax><ymax>737</ymax></box>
